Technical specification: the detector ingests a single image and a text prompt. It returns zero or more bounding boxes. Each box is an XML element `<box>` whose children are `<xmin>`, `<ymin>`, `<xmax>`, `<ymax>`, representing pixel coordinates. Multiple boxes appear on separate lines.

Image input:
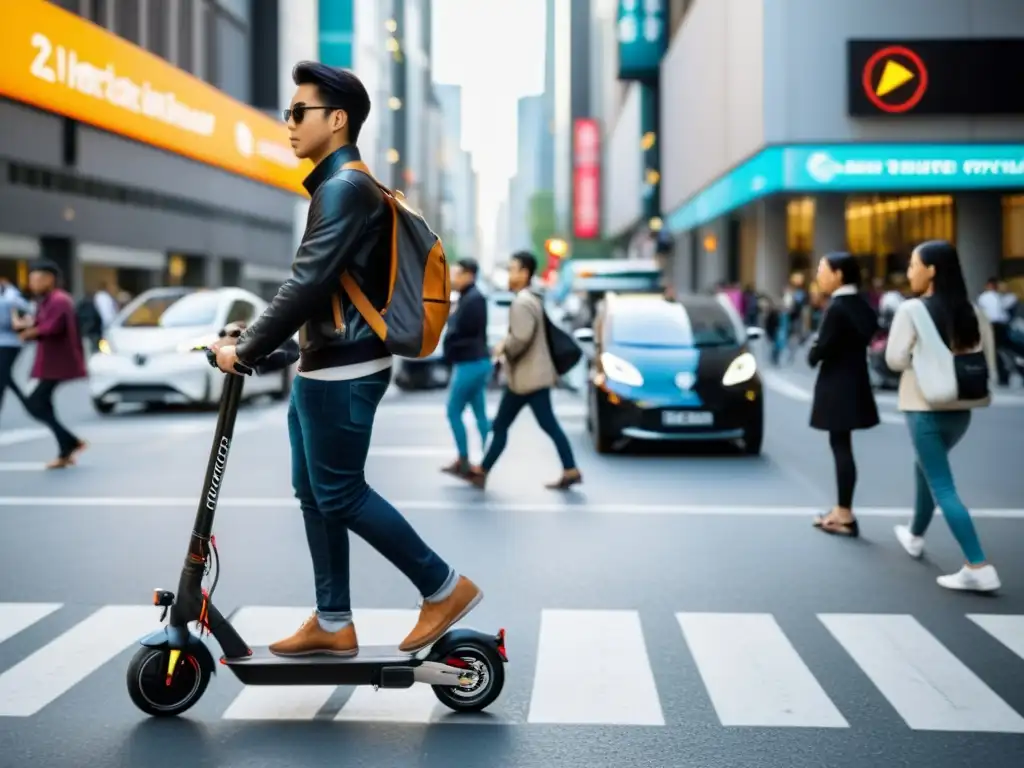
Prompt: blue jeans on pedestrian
<box><xmin>481</xmin><ymin>387</ymin><xmax>577</xmax><ymax>472</ymax></box>
<box><xmin>906</xmin><ymin>410</ymin><xmax>986</xmax><ymax>565</ymax></box>
<box><xmin>288</xmin><ymin>368</ymin><xmax>453</xmax><ymax>613</ymax></box>
<box><xmin>446</xmin><ymin>358</ymin><xmax>492</xmax><ymax>463</ymax></box>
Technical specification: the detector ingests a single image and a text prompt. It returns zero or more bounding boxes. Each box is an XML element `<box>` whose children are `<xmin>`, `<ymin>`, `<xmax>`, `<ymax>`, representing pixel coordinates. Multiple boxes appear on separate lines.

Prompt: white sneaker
<box><xmin>894</xmin><ymin>524</ymin><xmax>924</xmax><ymax>558</ymax></box>
<box><xmin>936</xmin><ymin>564</ymin><xmax>1001</xmax><ymax>593</ymax></box>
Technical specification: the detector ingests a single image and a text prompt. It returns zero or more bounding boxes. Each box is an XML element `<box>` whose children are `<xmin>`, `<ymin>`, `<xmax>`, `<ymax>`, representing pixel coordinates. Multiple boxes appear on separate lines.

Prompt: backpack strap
<box><xmin>327</xmin><ymin>161</ymin><xmax>399</xmax><ymax>341</ymax></box>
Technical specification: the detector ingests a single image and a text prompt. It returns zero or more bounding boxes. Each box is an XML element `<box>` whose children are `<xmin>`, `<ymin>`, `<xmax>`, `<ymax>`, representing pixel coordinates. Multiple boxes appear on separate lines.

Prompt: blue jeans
<box><xmin>907</xmin><ymin>410</ymin><xmax>986</xmax><ymax>565</ymax></box>
<box><xmin>446</xmin><ymin>358</ymin><xmax>492</xmax><ymax>461</ymax></box>
<box><xmin>481</xmin><ymin>387</ymin><xmax>577</xmax><ymax>472</ymax></box>
<box><xmin>288</xmin><ymin>369</ymin><xmax>452</xmax><ymax>613</ymax></box>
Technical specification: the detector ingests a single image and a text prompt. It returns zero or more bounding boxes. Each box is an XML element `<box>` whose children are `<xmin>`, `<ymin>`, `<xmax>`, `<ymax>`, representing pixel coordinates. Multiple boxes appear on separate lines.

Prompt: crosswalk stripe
<box><xmin>819</xmin><ymin>614</ymin><xmax>1024</xmax><ymax>733</ymax></box>
<box><xmin>0</xmin><ymin>603</ymin><xmax>61</xmax><ymax>645</ymax></box>
<box><xmin>677</xmin><ymin>612</ymin><xmax>848</xmax><ymax>728</ymax></box>
<box><xmin>0</xmin><ymin>605</ymin><xmax>156</xmax><ymax>717</ymax></box>
<box><xmin>967</xmin><ymin>614</ymin><xmax>1024</xmax><ymax>661</ymax></box>
<box><xmin>334</xmin><ymin>610</ymin><xmax>442</xmax><ymax>724</ymax></box>
<box><xmin>527</xmin><ymin>609</ymin><xmax>664</xmax><ymax>725</ymax></box>
<box><xmin>221</xmin><ymin>607</ymin><xmax>337</xmax><ymax>721</ymax></box>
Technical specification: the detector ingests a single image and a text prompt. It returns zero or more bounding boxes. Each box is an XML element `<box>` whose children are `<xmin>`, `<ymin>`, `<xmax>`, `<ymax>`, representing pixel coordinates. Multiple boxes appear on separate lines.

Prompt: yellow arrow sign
<box><xmin>876</xmin><ymin>60</ymin><xmax>915</xmax><ymax>97</ymax></box>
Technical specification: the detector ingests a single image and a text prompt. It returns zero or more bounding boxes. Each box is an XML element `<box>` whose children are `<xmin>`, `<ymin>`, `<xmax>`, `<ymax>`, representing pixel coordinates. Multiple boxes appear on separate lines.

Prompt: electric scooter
<box><xmin>125</xmin><ymin>341</ymin><xmax>507</xmax><ymax>718</ymax></box>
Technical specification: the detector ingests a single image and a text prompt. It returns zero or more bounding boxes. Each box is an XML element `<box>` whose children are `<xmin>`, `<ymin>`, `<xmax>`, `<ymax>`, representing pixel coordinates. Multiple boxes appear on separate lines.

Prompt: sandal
<box><xmin>818</xmin><ymin>516</ymin><xmax>860</xmax><ymax>538</ymax></box>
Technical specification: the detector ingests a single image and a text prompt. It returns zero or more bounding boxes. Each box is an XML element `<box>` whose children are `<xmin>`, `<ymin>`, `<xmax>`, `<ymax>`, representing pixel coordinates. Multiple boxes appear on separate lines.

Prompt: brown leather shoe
<box><xmin>545</xmin><ymin>469</ymin><xmax>582</xmax><ymax>490</ymax></box>
<box><xmin>268</xmin><ymin>613</ymin><xmax>359</xmax><ymax>657</ymax></box>
<box><xmin>399</xmin><ymin>576</ymin><xmax>483</xmax><ymax>653</ymax></box>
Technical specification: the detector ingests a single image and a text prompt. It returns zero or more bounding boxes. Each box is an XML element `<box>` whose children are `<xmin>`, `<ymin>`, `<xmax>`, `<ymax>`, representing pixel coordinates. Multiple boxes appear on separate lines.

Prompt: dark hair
<box><xmin>915</xmin><ymin>240</ymin><xmax>980</xmax><ymax>351</ymax></box>
<box><xmin>456</xmin><ymin>258</ymin><xmax>479</xmax><ymax>276</ymax></box>
<box><xmin>822</xmin><ymin>251</ymin><xmax>861</xmax><ymax>287</ymax></box>
<box><xmin>28</xmin><ymin>259</ymin><xmax>60</xmax><ymax>278</ymax></box>
<box><xmin>510</xmin><ymin>251</ymin><xmax>537</xmax><ymax>280</ymax></box>
<box><xmin>292</xmin><ymin>61</ymin><xmax>371</xmax><ymax>143</ymax></box>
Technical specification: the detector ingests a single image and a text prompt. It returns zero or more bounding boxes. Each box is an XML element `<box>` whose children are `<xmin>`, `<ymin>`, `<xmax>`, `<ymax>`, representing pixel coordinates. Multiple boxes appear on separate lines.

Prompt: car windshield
<box><xmin>611</xmin><ymin>302</ymin><xmax>739</xmax><ymax>348</ymax></box>
<box><xmin>120</xmin><ymin>292</ymin><xmax>220</xmax><ymax>329</ymax></box>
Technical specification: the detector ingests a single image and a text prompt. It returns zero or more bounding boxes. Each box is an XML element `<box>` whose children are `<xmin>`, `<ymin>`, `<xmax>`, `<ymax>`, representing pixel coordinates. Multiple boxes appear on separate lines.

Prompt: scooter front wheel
<box><xmin>432</xmin><ymin>644</ymin><xmax>505</xmax><ymax>713</ymax></box>
<box><xmin>126</xmin><ymin>646</ymin><xmax>211</xmax><ymax>717</ymax></box>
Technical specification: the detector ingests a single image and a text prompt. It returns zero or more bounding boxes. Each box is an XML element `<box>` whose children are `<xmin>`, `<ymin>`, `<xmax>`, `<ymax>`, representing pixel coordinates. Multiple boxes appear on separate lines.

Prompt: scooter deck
<box><xmin>222</xmin><ymin>645</ymin><xmax>420</xmax><ymax>687</ymax></box>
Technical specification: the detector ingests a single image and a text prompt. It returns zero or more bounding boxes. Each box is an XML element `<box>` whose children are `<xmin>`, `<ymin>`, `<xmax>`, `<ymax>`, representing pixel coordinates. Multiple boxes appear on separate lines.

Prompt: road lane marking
<box><xmin>0</xmin><ymin>497</ymin><xmax>1021</xmax><ymax>518</ymax></box>
<box><xmin>819</xmin><ymin>613</ymin><xmax>1024</xmax><ymax>733</ymax></box>
<box><xmin>0</xmin><ymin>463</ymin><xmax>49</xmax><ymax>471</ymax></box>
<box><xmin>0</xmin><ymin>605</ymin><xmax>156</xmax><ymax>717</ymax></box>
<box><xmin>221</xmin><ymin>606</ymin><xmax>339</xmax><ymax>721</ymax></box>
<box><xmin>334</xmin><ymin>609</ymin><xmax>445</xmax><ymax>724</ymax></box>
<box><xmin>677</xmin><ymin>612</ymin><xmax>848</xmax><ymax>728</ymax></box>
<box><xmin>527</xmin><ymin>609</ymin><xmax>664</xmax><ymax>725</ymax></box>
<box><xmin>0</xmin><ymin>603</ymin><xmax>62</xmax><ymax>645</ymax></box>
<box><xmin>967</xmin><ymin>614</ymin><xmax>1024</xmax><ymax>661</ymax></box>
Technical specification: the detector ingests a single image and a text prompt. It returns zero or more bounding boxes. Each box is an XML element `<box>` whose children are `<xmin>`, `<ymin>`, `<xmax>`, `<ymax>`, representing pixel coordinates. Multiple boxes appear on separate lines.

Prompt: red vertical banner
<box><xmin>573</xmin><ymin>118</ymin><xmax>601</xmax><ymax>240</ymax></box>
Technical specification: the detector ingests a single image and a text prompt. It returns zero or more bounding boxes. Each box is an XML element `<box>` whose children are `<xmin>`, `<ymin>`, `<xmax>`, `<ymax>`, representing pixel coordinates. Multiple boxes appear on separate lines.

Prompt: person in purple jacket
<box><xmin>17</xmin><ymin>260</ymin><xmax>87</xmax><ymax>469</ymax></box>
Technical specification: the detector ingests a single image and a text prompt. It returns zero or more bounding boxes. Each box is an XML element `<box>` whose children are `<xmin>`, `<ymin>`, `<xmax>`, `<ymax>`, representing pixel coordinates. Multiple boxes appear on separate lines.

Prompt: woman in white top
<box><xmin>885</xmin><ymin>240</ymin><xmax>999</xmax><ymax>593</ymax></box>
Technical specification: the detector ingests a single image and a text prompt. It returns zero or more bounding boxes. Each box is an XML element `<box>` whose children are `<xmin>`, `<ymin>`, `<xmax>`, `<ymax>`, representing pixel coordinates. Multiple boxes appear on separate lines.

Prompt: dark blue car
<box><xmin>576</xmin><ymin>293</ymin><xmax>765</xmax><ymax>455</ymax></box>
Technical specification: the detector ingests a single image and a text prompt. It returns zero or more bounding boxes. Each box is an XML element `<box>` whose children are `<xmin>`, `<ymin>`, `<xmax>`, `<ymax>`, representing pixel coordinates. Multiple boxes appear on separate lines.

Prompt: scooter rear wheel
<box><xmin>126</xmin><ymin>646</ymin><xmax>210</xmax><ymax>717</ymax></box>
<box><xmin>432</xmin><ymin>644</ymin><xmax>504</xmax><ymax>713</ymax></box>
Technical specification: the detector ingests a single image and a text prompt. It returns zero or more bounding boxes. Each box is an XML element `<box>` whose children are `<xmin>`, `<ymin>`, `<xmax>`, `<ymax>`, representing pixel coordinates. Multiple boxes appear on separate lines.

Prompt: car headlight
<box><xmin>722</xmin><ymin>352</ymin><xmax>757</xmax><ymax>386</ymax></box>
<box><xmin>97</xmin><ymin>338</ymin><xmax>112</xmax><ymax>354</ymax></box>
<box><xmin>176</xmin><ymin>333</ymin><xmax>221</xmax><ymax>354</ymax></box>
<box><xmin>600</xmin><ymin>352</ymin><xmax>644</xmax><ymax>387</ymax></box>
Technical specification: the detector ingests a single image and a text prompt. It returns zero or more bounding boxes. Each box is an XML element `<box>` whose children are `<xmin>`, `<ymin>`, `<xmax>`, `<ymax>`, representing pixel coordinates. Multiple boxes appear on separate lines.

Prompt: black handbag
<box><xmin>542</xmin><ymin>310</ymin><xmax>583</xmax><ymax>376</ymax></box>
<box><xmin>954</xmin><ymin>350</ymin><xmax>990</xmax><ymax>401</ymax></box>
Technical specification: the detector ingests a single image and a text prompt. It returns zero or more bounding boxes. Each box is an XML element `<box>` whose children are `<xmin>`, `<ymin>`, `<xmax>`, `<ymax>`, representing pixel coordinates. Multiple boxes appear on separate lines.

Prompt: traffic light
<box><xmin>543</xmin><ymin>238</ymin><xmax>568</xmax><ymax>283</ymax></box>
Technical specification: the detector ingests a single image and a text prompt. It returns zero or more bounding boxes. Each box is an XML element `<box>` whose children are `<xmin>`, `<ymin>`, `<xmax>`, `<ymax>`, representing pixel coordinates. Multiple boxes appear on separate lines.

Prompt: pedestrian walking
<box><xmin>440</xmin><ymin>258</ymin><xmax>492</xmax><ymax>477</ymax></box>
<box><xmin>808</xmin><ymin>252</ymin><xmax>880</xmax><ymax>537</ymax></box>
<box><xmin>18</xmin><ymin>260</ymin><xmax>88</xmax><ymax>468</ymax></box>
<box><xmin>463</xmin><ymin>252</ymin><xmax>582</xmax><ymax>491</ymax></box>
<box><xmin>0</xmin><ymin>276</ymin><xmax>32</xmax><ymax>426</ymax></box>
<box><xmin>886</xmin><ymin>240</ymin><xmax>1001</xmax><ymax>592</ymax></box>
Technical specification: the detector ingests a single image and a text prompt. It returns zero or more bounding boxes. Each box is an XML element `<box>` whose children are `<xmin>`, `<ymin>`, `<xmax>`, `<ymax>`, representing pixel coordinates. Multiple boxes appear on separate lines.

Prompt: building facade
<box><xmin>509</xmin><ymin>94</ymin><xmax>548</xmax><ymax>253</ymax></box>
<box><xmin>659</xmin><ymin>0</ymin><xmax>1024</xmax><ymax>298</ymax></box>
<box><xmin>434</xmin><ymin>85</ymin><xmax>479</xmax><ymax>262</ymax></box>
<box><xmin>0</xmin><ymin>0</ymin><xmax>303</xmax><ymax>300</ymax></box>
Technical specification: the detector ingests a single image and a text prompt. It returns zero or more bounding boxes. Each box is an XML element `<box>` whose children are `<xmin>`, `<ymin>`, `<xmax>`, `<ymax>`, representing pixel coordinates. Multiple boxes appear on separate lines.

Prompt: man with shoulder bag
<box><xmin>462</xmin><ymin>252</ymin><xmax>582</xmax><ymax>491</ymax></box>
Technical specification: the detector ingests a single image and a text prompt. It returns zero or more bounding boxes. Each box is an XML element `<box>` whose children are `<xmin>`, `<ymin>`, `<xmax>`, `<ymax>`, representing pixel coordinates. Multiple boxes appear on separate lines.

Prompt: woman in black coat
<box><xmin>808</xmin><ymin>252</ymin><xmax>880</xmax><ymax>537</ymax></box>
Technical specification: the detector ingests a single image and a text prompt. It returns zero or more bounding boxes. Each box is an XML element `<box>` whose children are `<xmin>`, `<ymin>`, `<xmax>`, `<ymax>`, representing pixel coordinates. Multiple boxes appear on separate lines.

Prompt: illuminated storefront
<box><xmin>659</xmin><ymin>4</ymin><xmax>1024</xmax><ymax>299</ymax></box>
<box><xmin>0</xmin><ymin>0</ymin><xmax>300</xmax><ymax>297</ymax></box>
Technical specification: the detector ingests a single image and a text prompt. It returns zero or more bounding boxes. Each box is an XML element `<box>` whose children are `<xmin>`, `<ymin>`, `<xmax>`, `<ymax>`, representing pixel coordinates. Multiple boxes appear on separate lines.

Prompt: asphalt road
<box><xmin>1</xmin><ymin>357</ymin><xmax>1023</xmax><ymax>768</ymax></box>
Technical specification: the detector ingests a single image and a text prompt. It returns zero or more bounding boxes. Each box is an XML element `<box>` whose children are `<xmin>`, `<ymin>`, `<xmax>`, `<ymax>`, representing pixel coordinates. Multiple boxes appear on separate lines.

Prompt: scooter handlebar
<box><xmin>202</xmin><ymin>347</ymin><xmax>253</xmax><ymax>376</ymax></box>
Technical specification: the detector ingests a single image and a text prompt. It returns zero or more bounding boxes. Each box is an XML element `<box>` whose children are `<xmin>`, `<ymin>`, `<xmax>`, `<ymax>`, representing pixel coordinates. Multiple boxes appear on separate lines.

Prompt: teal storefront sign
<box><xmin>617</xmin><ymin>0</ymin><xmax>667</xmax><ymax>81</ymax></box>
<box><xmin>666</xmin><ymin>143</ymin><xmax>1024</xmax><ymax>233</ymax></box>
<box><xmin>319</xmin><ymin>0</ymin><xmax>354</xmax><ymax>69</ymax></box>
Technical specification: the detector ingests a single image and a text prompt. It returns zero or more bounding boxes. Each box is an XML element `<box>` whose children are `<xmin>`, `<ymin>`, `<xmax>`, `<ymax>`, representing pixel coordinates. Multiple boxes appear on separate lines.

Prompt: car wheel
<box><xmin>590</xmin><ymin>388</ymin><xmax>614</xmax><ymax>454</ymax></box>
<box><xmin>92</xmin><ymin>398</ymin><xmax>114</xmax><ymax>415</ymax></box>
<box><xmin>743</xmin><ymin>408</ymin><xmax>764</xmax><ymax>456</ymax></box>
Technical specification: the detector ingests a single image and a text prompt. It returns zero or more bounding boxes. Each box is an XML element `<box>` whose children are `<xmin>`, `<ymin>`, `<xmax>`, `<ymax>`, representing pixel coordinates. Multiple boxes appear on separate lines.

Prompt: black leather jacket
<box><xmin>235</xmin><ymin>145</ymin><xmax>392</xmax><ymax>372</ymax></box>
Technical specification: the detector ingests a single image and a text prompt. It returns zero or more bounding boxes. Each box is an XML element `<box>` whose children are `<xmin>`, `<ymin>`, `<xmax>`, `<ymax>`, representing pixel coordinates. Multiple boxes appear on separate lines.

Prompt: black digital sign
<box><xmin>848</xmin><ymin>39</ymin><xmax>1024</xmax><ymax>117</ymax></box>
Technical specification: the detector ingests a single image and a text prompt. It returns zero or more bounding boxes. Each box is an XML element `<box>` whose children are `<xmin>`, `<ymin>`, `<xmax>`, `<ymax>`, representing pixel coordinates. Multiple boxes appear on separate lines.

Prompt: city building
<box><xmin>0</xmin><ymin>0</ymin><xmax>304</xmax><ymax>300</ymax></box>
<box><xmin>509</xmin><ymin>94</ymin><xmax>548</xmax><ymax>253</ymax></box>
<box><xmin>658</xmin><ymin>0</ymin><xmax>1024</xmax><ymax>298</ymax></box>
<box><xmin>435</xmin><ymin>85</ymin><xmax>480</xmax><ymax>262</ymax></box>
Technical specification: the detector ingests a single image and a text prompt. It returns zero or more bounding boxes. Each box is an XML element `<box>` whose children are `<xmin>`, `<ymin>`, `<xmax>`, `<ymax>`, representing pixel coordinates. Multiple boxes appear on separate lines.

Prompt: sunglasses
<box><xmin>281</xmin><ymin>104</ymin><xmax>342</xmax><ymax>124</ymax></box>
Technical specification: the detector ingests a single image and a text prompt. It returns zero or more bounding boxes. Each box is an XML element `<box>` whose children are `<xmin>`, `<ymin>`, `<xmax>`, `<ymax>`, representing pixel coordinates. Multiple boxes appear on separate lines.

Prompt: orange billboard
<box><xmin>0</xmin><ymin>0</ymin><xmax>312</xmax><ymax>196</ymax></box>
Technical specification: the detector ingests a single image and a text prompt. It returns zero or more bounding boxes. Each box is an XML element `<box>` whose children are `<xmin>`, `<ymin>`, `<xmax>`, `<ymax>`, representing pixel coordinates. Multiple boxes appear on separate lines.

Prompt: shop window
<box><xmin>845</xmin><ymin>195</ymin><xmax>955</xmax><ymax>286</ymax></box>
<box><xmin>178</xmin><ymin>0</ymin><xmax>195</xmax><ymax>72</ymax></box>
<box><xmin>85</xmin><ymin>0</ymin><xmax>109</xmax><ymax>26</ymax></box>
<box><xmin>1001</xmin><ymin>195</ymin><xmax>1024</xmax><ymax>297</ymax></box>
<box><xmin>786</xmin><ymin>197</ymin><xmax>814</xmax><ymax>273</ymax></box>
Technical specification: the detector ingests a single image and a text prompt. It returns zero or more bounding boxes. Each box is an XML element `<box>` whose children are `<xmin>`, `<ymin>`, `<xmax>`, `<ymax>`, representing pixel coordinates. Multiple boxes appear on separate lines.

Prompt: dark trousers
<box><xmin>481</xmin><ymin>387</ymin><xmax>577</xmax><ymax>472</ymax></box>
<box><xmin>0</xmin><ymin>346</ymin><xmax>26</xmax><ymax>419</ymax></box>
<box><xmin>25</xmin><ymin>379</ymin><xmax>81</xmax><ymax>458</ymax></box>
<box><xmin>991</xmin><ymin>322</ymin><xmax>1011</xmax><ymax>385</ymax></box>
<box><xmin>288</xmin><ymin>368</ymin><xmax>452</xmax><ymax>614</ymax></box>
<box><xmin>828</xmin><ymin>430</ymin><xmax>856</xmax><ymax>509</ymax></box>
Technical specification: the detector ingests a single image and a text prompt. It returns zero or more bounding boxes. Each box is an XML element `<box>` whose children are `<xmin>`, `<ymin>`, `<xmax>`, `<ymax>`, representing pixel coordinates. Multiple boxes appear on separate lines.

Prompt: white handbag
<box><xmin>903</xmin><ymin>299</ymin><xmax>958</xmax><ymax>405</ymax></box>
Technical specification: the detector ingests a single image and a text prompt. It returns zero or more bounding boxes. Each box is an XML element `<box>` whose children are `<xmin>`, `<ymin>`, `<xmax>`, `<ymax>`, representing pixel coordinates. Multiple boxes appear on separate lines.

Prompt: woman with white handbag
<box><xmin>885</xmin><ymin>240</ymin><xmax>1000</xmax><ymax>592</ymax></box>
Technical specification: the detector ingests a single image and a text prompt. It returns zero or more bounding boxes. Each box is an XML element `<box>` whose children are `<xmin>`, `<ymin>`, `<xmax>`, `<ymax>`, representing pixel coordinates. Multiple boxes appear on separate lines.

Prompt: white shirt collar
<box><xmin>831</xmin><ymin>285</ymin><xmax>858</xmax><ymax>298</ymax></box>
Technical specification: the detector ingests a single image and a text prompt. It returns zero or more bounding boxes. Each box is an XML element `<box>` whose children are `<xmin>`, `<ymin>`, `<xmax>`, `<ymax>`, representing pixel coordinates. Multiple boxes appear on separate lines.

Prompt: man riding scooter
<box><xmin>211</xmin><ymin>61</ymin><xmax>481</xmax><ymax>657</ymax></box>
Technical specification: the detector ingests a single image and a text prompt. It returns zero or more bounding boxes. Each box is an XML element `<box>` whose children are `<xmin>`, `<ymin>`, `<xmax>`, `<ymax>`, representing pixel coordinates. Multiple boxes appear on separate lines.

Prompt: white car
<box><xmin>88</xmin><ymin>286</ymin><xmax>292</xmax><ymax>414</ymax></box>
